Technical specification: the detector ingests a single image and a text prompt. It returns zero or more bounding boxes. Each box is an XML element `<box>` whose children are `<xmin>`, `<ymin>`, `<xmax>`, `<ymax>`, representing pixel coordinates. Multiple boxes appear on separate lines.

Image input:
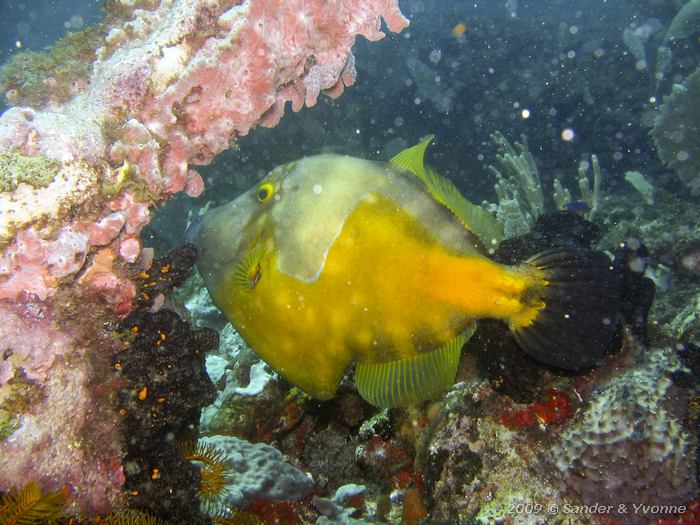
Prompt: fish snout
<box><xmin>184</xmin><ymin>214</ymin><xmax>203</xmax><ymax>245</ymax></box>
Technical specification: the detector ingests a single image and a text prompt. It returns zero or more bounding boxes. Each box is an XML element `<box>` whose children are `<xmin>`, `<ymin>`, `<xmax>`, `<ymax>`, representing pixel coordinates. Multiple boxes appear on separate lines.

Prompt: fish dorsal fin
<box><xmin>390</xmin><ymin>137</ymin><xmax>504</xmax><ymax>248</ymax></box>
<box><xmin>390</xmin><ymin>134</ymin><xmax>435</xmax><ymax>181</ymax></box>
<box><xmin>355</xmin><ymin>324</ymin><xmax>476</xmax><ymax>408</ymax></box>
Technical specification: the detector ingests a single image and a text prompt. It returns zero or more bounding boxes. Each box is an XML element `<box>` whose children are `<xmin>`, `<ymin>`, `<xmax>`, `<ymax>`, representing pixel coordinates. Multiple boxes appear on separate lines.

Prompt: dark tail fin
<box><xmin>511</xmin><ymin>248</ymin><xmax>621</xmax><ymax>371</ymax></box>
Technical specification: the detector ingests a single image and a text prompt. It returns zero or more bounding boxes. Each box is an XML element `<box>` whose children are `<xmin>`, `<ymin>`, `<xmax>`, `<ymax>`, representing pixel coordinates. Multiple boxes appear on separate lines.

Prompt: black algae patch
<box><xmin>115</xmin><ymin>308</ymin><xmax>218</xmax><ymax>524</ymax></box>
<box><xmin>470</xmin><ymin>319</ymin><xmax>543</xmax><ymax>403</ymax></box>
<box><xmin>493</xmin><ymin>211</ymin><xmax>600</xmax><ymax>266</ymax></box>
<box><xmin>113</xmin><ymin>244</ymin><xmax>217</xmax><ymax>524</ymax></box>
<box><xmin>134</xmin><ymin>243</ymin><xmax>199</xmax><ymax>310</ymax></box>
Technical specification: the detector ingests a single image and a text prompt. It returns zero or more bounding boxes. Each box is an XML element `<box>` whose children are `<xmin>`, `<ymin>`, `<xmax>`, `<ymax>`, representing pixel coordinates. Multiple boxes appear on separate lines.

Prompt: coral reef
<box><xmin>598</xmin><ymin>186</ymin><xmax>699</xmax><ymax>345</ymax></box>
<box><xmin>314</xmin><ymin>484</ymin><xmax>375</xmax><ymax>525</ymax></box>
<box><xmin>0</xmin><ymin>24</ymin><xmax>104</xmax><ymax>109</ymax></box>
<box><xmin>488</xmin><ymin>131</ymin><xmax>544</xmax><ymax>237</ymax></box>
<box><xmin>196</xmin><ymin>435</ymin><xmax>313</xmax><ymax>510</ymax></box>
<box><xmin>547</xmin><ymin>346</ymin><xmax>698</xmax><ymax>524</ymax></box>
<box><xmin>651</xmin><ymin>65</ymin><xmax>700</xmax><ymax>195</ymax></box>
<box><xmin>487</xmin><ymin>133</ymin><xmax>603</xmax><ymax>238</ymax></box>
<box><xmin>0</xmin><ymin>0</ymin><xmax>407</xmax><ymax>513</ymax></box>
<box><xmin>416</xmin><ymin>381</ymin><xmax>573</xmax><ymax>525</ymax></box>
<box><xmin>0</xmin><ymin>148</ymin><xmax>61</xmax><ymax>194</ymax></box>
<box><xmin>108</xmin><ymin>244</ymin><xmax>217</xmax><ymax>523</ymax></box>
<box><xmin>0</xmin><ymin>0</ymin><xmax>408</xmax><ymax>302</ymax></box>
<box><xmin>200</xmin><ymin>324</ymin><xmax>272</xmax><ymax>434</ymax></box>
<box><xmin>0</xmin><ymin>301</ymin><xmax>125</xmax><ymax>515</ymax></box>
<box><xmin>397</xmin><ymin>316</ymin><xmax>698</xmax><ymax>525</ymax></box>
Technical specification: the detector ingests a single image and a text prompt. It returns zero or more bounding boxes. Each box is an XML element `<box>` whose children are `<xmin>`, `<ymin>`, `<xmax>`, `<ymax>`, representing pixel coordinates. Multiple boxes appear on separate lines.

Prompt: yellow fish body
<box><xmin>189</xmin><ymin>137</ymin><xmax>619</xmax><ymax>407</ymax></box>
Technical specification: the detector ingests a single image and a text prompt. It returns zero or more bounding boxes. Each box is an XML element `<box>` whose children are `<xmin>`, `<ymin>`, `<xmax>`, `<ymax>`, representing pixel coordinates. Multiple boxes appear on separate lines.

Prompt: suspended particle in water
<box><xmin>429</xmin><ymin>49</ymin><xmax>442</xmax><ymax>64</ymax></box>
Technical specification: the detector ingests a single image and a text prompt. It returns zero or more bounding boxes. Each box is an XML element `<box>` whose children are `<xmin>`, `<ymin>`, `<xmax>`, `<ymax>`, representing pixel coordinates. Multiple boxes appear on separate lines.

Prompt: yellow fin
<box><xmin>423</xmin><ymin>167</ymin><xmax>503</xmax><ymax>247</ymax></box>
<box><xmin>390</xmin><ymin>137</ymin><xmax>503</xmax><ymax>247</ymax></box>
<box><xmin>233</xmin><ymin>244</ymin><xmax>265</xmax><ymax>290</ymax></box>
<box><xmin>390</xmin><ymin>134</ymin><xmax>435</xmax><ymax>180</ymax></box>
<box><xmin>355</xmin><ymin>324</ymin><xmax>476</xmax><ymax>408</ymax></box>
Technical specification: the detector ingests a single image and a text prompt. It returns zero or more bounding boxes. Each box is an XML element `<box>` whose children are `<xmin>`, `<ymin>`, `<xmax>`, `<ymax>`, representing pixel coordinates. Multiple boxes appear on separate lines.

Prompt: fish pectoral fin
<box><xmin>233</xmin><ymin>244</ymin><xmax>265</xmax><ymax>290</ymax></box>
<box><xmin>390</xmin><ymin>136</ymin><xmax>503</xmax><ymax>247</ymax></box>
<box><xmin>355</xmin><ymin>324</ymin><xmax>476</xmax><ymax>408</ymax></box>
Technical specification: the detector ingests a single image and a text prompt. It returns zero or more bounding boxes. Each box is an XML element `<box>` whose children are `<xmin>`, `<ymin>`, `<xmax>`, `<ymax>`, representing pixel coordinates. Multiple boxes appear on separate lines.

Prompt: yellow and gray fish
<box><xmin>187</xmin><ymin>137</ymin><xmax>620</xmax><ymax>408</ymax></box>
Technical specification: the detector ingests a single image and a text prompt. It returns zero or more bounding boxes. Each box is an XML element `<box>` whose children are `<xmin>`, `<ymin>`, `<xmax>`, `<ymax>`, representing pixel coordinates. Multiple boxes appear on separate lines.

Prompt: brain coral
<box><xmin>651</xmin><ymin>65</ymin><xmax>700</xmax><ymax>195</ymax></box>
<box><xmin>547</xmin><ymin>347</ymin><xmax>698</xmax><ymax>524</ymax></box>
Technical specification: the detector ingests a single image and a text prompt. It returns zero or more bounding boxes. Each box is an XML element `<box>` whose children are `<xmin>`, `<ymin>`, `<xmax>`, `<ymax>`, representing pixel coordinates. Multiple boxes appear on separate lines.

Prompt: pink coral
<box><xmin>0</xmin><ymin>0</ymin><xmax>408</xmax><ymax>514</ymax></box>
<box><xmin>0</xmin><ymin>303</ymin><xmax>124</xmax><ymax>514</ymax></box>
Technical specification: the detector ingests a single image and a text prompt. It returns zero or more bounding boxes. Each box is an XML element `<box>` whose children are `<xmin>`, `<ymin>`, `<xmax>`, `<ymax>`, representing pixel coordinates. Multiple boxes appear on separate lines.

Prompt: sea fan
<box><xmin>0</xmin><ymin>481</ymin><xmax>65</xmax><ymax>525</ymax></box>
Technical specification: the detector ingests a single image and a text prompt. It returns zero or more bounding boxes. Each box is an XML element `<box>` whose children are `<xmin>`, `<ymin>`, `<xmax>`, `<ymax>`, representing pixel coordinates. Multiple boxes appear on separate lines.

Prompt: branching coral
<box><xmin>488</xmin><ymin>131</ymin><xmax>603</xmax><ymax>237</ymax></box>
<box><xmin>489</xmin><ymin>131</ymin><xmax>544</xmax><ymax>236</ymax></box>
<box><xmin>552</xmin><ymin>153</ymin><xmax>602</xmax><ymax>221</ymax></box>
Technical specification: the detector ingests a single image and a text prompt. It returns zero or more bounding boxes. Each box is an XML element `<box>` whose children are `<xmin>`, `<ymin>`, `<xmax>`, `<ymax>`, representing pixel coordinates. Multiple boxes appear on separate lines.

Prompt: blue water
<box><xmin>0</xmin><ymin>0</ymin><xmax>103</xmax><ymax>63</ymax></box>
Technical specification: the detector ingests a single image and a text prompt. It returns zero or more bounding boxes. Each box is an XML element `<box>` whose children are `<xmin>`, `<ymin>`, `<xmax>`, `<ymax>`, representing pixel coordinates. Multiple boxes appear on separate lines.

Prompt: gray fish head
<box><xmin>190</xmin><ymin>161</ymin><xmax>300</xmax><ymax>300</ymax></box>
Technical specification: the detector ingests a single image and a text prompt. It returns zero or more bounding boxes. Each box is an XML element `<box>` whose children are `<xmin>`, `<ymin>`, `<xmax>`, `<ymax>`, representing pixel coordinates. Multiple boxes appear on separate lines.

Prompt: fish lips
<box><xmin>184</xmin><ymin>214</ymin><xmax>203</xmax><ymax>246</ymax></box>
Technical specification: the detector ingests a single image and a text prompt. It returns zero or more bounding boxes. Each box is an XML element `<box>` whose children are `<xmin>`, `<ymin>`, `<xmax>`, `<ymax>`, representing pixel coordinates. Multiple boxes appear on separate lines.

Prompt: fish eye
<box><xmin>257</xmin><ymin>182</ymin><xmax>275</xmax><ymax>203</ymax></box>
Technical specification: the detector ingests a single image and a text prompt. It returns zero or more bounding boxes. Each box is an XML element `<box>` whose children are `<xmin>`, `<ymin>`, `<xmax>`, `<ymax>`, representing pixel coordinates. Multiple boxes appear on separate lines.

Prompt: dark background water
<box><xmin>0</xmin><ymin>0</ymin><xmax>696</xmax><ymax>253</ymax></box>
<box><xmin>0</xmin><ymin>0</ymin><xmax>103</xmax><ymax>60</ymax></box>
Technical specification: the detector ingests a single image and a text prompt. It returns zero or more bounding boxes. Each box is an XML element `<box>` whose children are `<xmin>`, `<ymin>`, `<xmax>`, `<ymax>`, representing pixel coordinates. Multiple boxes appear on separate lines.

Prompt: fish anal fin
<box><xmin>355</xmin><ymin>324</ymin><xmax>476</xmax><ymax>408</ymax></box>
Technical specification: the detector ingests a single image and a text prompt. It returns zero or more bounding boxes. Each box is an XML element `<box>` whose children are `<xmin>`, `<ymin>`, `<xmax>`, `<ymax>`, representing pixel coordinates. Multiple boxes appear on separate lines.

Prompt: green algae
<box><xmin>0</xmin><ymin>372</ymin><xmax>44</xmax><ymax>443</ymax></box>
<box><xmin>0</xmin><ymin>23</ymin><xmax>104</xmax><ymax>108</ymax></box>
<box><xmin>0</xmin><ymin>149</ymin><xmax>61</xmax><ymax>193</ymax></box>
<box><xmin>0</xmin><ymin>409</ymin><xmax>18</xmax><ymax>442</ymax></box>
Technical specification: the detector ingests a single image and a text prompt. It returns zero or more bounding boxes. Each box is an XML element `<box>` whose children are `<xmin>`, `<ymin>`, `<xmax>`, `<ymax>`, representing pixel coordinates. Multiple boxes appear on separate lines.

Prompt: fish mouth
<box><xmin>184</xmin><ymin>214</ymin><xmax>203</xmax><ymax>245</ymax></box>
